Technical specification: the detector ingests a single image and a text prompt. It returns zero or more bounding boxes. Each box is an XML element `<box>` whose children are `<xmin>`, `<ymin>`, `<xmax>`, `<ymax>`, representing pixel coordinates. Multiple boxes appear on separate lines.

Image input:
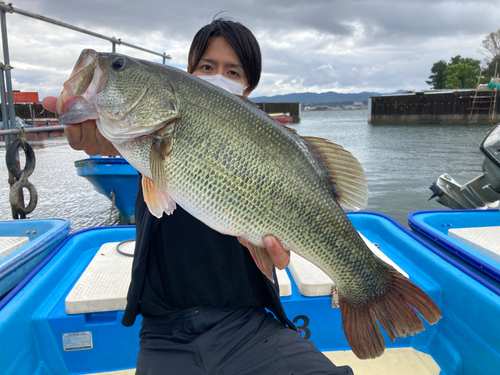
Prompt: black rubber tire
<box><xmin>5</xmin><ymin>138</ymin><xmax>36</xmax><ymax>178</ymax></box>
<box><xmin>9</xmin><ymin>175</ymin><xmax>38</xmax><ymax>215</ymax></box>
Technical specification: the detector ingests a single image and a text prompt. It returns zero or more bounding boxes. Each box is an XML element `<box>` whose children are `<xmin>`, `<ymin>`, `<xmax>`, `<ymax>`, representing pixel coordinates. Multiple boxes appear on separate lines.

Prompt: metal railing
<box><xmin>0</xmin><ymin>3</ymin><xmax>171</xmax><ymax>62</ymax></box>
<box><xmin>0</xmin><ymin>125</ymin><xmax>65</xmax><ymax>136</ymax></box>
<box><xmin>0</xmin><ymin>1</ymin><xmax>171</xmax><ymax>145</ymax></box>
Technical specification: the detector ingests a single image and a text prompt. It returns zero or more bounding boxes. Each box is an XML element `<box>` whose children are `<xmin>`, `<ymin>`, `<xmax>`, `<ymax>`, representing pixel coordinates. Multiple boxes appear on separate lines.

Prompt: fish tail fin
<box><xmin>339</xmin><ymin>264</ymin><xmax>442</xmax><ymax>359</ymax></box>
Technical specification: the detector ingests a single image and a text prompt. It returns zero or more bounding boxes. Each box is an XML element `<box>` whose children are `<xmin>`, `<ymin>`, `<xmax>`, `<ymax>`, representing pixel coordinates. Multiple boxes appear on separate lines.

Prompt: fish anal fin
<box><xmin>302</xmin><ymin>136</ymin><xmax>369</xmax><ymax>211</ymax></box>
<box><xmin>339</xmin><ymin>264</ymin><xmax>442</xmax><ymax>359</ymax></box>
<box><xmin>141</xmin><ymin>175</ymin><xmax>176</xmax><ymax>218</ymax></box>
<box><xmin>150</xmin><ymin>135</ymin><xmax>173</xmax><ymax>191</ymax></box>
<box><xmin>238</xmin><ymin>236</ymin><xmax>274</xmax><ymax>282</ymax></box>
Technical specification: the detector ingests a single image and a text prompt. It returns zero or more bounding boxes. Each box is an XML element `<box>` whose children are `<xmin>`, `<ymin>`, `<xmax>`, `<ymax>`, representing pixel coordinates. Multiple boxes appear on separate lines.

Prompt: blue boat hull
<box><xmin>408</xmin><ymin>209</ymin><xmax>500</xmax><ymax>295</ymax></box>
<box><xmin>75</xmin><ymin>157</ymin><xmax>138</xmax><ymax>224</ymax></box>
<box><xmin>0</xmin><ymin>213</ymin><xmax>499</xmax><ymax>374</ymax></box>
<box><xmin>0</xmin><ymin>219</ymin><xmax>70</xmax><ymax>298</ymax></box>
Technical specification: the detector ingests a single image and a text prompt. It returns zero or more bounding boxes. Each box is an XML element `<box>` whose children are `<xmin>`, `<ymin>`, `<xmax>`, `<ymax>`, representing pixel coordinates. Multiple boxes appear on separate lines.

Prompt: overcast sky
<box><xmin>3</xmin><ymin>0</ymin><xmax>500</xmax><ymax>100</ymax></box>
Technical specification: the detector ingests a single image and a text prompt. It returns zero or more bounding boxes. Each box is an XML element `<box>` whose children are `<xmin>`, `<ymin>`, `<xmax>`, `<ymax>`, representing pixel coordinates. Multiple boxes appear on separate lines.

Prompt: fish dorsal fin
<box><xmin>302</xmin><ymin>136</ymin><xmax>368</xmax><ymax>211</ymax></box>
<box><xmin>237</xmin><ymin>97</ymin><xmax>295</xmax><ymax>127</ymax></box>
<box><xmin>282</xmin><ymin>124</ymin><xmax>297</xmax><ymax>134</ymax></box>
<box><xmin>236</xmin><ymin>95</ymin><xmax>261</xmax><ymax>108</ymax></box>
<box><xmin>141</xmin><ymin>176</ymin><xmax>176</xmax><ymax>218</ymax></box>
<box><xmin>235</xmin><ymin>96</ymin><xmax>290</xmax><ymax>126</ymax></box>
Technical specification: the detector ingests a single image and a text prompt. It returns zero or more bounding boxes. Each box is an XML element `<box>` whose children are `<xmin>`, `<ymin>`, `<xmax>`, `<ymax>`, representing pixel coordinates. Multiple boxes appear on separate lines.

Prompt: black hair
<box><xmin>188</xmin><ymin>17</ymin><xmax>262</xmax><ymax>92</ymax></box>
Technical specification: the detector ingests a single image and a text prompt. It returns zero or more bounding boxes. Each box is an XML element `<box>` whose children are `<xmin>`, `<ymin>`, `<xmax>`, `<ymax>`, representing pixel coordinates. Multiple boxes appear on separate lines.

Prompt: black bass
<box><xmin>56</xmin><ymin>49</ymin><xmax>441</xmax><ymax>359</ymax></box>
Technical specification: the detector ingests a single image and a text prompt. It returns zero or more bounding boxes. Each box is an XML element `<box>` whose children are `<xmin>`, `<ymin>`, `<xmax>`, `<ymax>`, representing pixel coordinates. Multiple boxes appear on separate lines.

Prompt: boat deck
<box><xmin>0</xmin><ymin>219</ymin><xmax>71</xmax><ymax>297</ymax></box>
<box><xmin>84</xmin><ymin>348</ymin><xmax>440</xmax><ymax>375</ymax></box>
<box><xmin>66</xmin><ymin>232</ymin><xmax>440</xmax><ymax>374</ymax></box>
<box><xmin>3</xmin><ymin>213</ymin><xmax>500</xmax><ymax>375</ymax></box>
<box><xmin>408</xmin><ymin>209</ymin><xmax>500</xmax><ymax>293</ymax></box>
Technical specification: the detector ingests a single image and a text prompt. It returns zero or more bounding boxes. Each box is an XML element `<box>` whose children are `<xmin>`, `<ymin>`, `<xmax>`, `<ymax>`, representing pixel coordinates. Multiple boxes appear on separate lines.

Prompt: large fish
<box><xmin>56</xmin><ymin>49</ymin><xmax>441</xmax><ymax>359</ymax></box>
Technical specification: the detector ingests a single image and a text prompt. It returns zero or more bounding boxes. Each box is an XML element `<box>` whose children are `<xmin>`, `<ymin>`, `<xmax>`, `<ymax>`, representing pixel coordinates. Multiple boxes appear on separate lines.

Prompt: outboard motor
<box><xmin>429</xmin><ymin>123</ymin><xmax>500</xmax><ymax>209</ymax></box>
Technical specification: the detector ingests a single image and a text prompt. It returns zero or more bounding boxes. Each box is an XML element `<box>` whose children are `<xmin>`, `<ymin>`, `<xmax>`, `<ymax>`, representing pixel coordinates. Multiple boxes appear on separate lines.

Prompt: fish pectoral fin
<box><xmin>150</xmin><ymin>135</ymin><xmax>173</xmax><ymax>191</ymax></box>
<box><xmin>237</xmin><ymin>236</ymin><xmax>275</xmax><ymax>283</ymax></box>
<box><xmin>141</xmin><ymin>175</ymin><xmax>176</xmax><ymax>218</ymax></box>
<box><xmin>302</xmin><ymin>136</ymin><xmax>369</xmax><ymax>211</ymax></box>
<box><xmin>339</xmin><ymin>263</ymin><xmax>442</xmax><ymax>359</ymax></box>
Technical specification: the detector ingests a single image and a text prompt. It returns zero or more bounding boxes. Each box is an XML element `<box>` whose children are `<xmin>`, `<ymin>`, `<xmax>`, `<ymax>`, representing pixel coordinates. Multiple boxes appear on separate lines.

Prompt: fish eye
<box><xmin>112</xmin><ymin>57</ymin><xmax>125</xmax><ymax>71</ymax></box>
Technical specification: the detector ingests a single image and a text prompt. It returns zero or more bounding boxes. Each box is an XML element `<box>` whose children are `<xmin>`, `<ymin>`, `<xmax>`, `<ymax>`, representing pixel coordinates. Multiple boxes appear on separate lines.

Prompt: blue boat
<box><xmin>0</xmin><ymin>218</ymin><xmax>70</xmax><ymax>298</ymax></box>
<box><xmin>1</xmin><ymin>212</ymin><xmax>498</xmax><ymax>374</ymax></box>
<box><xmin>408</xmin><ymin>209</ymin><xmax>500</xmax><ymax>295</ymax></box>
<box><xmin>74</xmin><ymin>156</ymin><xmax>138</xmax><ymax>224</ymax></box>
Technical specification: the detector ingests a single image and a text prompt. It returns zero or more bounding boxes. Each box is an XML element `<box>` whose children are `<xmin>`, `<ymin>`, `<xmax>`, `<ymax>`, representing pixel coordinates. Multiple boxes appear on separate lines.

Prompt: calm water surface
<box><xmin>294</xmin><ymin>110</ymin><xmax>493</xmax><ymax>226</ymax></box>
<box><xmin>0</xmin><ymin>111</ymin><xmax>494</xmax><ymax>231</ymax></box>
<box><xmin>0</xmin><ymin>138</ymin><xmax>121</xmax><ymax>231</ymax></box>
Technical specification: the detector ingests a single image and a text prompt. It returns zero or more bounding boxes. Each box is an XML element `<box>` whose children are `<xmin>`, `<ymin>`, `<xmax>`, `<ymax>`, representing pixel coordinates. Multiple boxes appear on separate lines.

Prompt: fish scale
<box><xmin>129</xmin><ymin>64</ymin><xmax>401</xmax><ymax>303</ymax></box>
<box><xmin>56</xmin><ymin>49</ymin><xmax>442</xmax><ymax>359</ymax></box>
<box><xmin>165</xmin><ymin>83</ymin><xmax>376</xmax><ymax>297</ymax></box>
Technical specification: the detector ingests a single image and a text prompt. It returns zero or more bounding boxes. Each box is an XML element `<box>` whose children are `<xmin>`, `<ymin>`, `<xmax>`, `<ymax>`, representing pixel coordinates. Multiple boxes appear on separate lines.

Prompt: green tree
<box><xmin>450</xmin><ymin>55</ymin><xmax>463</xmax><ymax>65</ymax></box>
<box><xmin>426</xmin><ymin>60</ymin><xmax>447</xmax><ymax>89</ymax></box>
<box><xmin>449</xmin><ymin>55</ymin><xmax>480</xmax><ymax>67</ymax></box>
<box><xmin>444</xmin><ymin>56</ymin><xmax>481</xmax><ymax>89</ymax></box>
<box><xmin>427</xmin><ymin>55</ymin><xmax>483</xmax><ymax>89</ymax></box>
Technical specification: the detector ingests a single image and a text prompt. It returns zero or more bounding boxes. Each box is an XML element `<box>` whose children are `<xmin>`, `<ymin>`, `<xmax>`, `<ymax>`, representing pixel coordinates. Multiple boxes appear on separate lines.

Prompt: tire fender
<box><xmin>9</xmin><ymin>172</ymin><xmax>38</xmax><ymax>215</ymax></box>
<box><xmin>6</xmin><ymin>138</ymin><xmax>36</xmax><ymax>179</ymax></box>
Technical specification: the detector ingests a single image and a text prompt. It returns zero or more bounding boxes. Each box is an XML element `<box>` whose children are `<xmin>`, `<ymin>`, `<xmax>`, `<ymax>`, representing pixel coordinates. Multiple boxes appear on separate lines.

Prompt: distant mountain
<box><xmin>250</xmin><ymin>90</ymin><xmax>406</xmax><ymax>104</ymax></box>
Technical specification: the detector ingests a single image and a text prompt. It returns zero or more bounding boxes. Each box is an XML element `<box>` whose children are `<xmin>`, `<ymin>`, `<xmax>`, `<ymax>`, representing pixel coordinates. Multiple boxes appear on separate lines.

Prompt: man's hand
<box><xmin>42</xmin><ymin>96</ymin><xmax>119</xmax><ymax>156</ymax></box>
<box><xmin>238</xmin><ymin>235</ymin><xmax>290</xmax><ymax>270</ymax></box>
<box><xmin>263</xmin><ymin>235</ymin><xmax>290</xmax><ymax>270</ymax></box>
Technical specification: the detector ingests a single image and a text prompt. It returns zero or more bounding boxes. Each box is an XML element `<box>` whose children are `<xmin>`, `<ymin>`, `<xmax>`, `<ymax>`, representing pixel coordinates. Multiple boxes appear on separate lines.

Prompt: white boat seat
<box><xmin>0</xmin><ymin>237</ymin><xmax>29</xmax><ymax>260</ymax></box>
<box><xmin>276</xmin><ymin>268</ymin><xmax>291</xmax><ymax>297</ymax></box>
<box><xmin>66</xmin><ymin>240</ymin><xmax>293</xmax><ymax>314</ymax></box>
<box><xmin>66</xmin><ymin>232</ymin><xmax>407</xmax><ymax>313</ymax></box>
<box><xmin>448</xmin><ymin>226</ymin><xmax>500</xmax><ymax>264</ymax></box>
<box><xmin>65</xmin><ymin>241</ymin><xmax>135</xmax><ymax>314</ymax></box>
<box><xmin>288</xmin><ymin>232</ymin><xmax>408</xmax><ymax>297</ymax></box>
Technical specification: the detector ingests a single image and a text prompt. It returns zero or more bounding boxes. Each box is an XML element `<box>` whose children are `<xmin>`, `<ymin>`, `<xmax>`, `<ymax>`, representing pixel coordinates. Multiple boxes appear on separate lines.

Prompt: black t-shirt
<box><xmin>140</xmin><ymin>205</ymin><xmax>272</xmax><ymax>322</ymax></box>
<box><xmin>122</xmin><ymin>174</ymin><xmax>293</xmax><ymax>330</ymax></box>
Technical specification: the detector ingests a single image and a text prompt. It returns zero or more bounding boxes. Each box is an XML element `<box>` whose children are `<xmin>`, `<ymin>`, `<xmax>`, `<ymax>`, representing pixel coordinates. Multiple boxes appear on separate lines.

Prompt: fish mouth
<box><xmin>56</xmin><ymin>49</ymin><xmax>104</xmax><ymax>124</ymax></box>
<box><xmin>57</xmin><ymin>49</ymin><xmax>180</xmax><ymax>144</ymax></box>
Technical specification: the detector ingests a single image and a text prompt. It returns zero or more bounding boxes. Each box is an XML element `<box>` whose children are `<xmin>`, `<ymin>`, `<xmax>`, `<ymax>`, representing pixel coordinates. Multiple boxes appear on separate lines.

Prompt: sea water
<box><xmin>0</xmin><ymin>138</ymin><xmax>120</xmax><ymax>231</ymax></box>
<box><xmin>0</xmin><ymin>110</ymin><xmax>494</xmax><ymax>231</ymax></box>
<box><xmin>295</xmin><ymin>110</ymin><xmax>493</xmax><ymax>225</ymax></box>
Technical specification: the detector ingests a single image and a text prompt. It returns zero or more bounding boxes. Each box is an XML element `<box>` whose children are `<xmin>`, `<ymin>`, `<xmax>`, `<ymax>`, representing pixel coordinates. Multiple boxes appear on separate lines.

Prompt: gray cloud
<box><xmin>4</xmin><ymin>0</ymin><xmax>500</xmax><ymax>99</ymax></box>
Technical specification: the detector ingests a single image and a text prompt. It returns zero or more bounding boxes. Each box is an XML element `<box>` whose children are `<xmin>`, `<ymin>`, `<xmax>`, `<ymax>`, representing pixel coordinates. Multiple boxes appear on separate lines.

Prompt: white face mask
<box><xmin>197</xmin><ymin>74</ymin><xmax>247</xmax><ymax>96</ymax></box>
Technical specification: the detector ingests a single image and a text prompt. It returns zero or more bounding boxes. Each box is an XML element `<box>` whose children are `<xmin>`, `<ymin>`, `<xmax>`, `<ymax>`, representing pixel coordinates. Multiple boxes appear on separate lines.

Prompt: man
<box><xmin>43</xmin><ymin>18</ymin><xmax>353</xmax><ymax>375</ymax></box>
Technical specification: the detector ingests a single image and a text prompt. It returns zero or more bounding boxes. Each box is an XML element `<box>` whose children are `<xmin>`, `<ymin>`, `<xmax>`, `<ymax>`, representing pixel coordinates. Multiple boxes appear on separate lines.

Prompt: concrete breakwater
<box><xmin>368</xmin><ymin>90</ymin><xmax>500</xmax><ymax>124</ymax></box>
